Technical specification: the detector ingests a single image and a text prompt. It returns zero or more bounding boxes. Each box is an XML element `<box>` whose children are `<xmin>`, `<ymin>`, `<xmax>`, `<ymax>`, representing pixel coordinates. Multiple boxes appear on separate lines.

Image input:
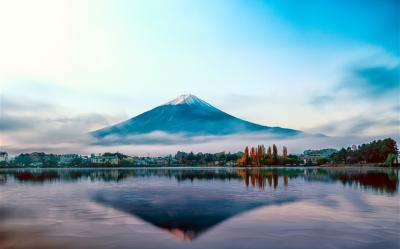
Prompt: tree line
<box><xmin>174</xmin><ymin>151</ymin><xmax>242</xmax><ymax>166</ymax></box>
<box><xmin>330</xmin><ymin>138</ymin><xmax>398</xmax><ymax>166</ymax></box>
<box><xmin>237</xmin><ymin>144</ymin><xmax>300</xmax><ymax>166</ymax></box>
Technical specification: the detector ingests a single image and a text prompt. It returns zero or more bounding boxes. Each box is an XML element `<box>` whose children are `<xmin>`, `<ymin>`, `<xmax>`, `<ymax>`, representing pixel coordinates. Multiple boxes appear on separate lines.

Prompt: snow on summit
<box><xmin>166</xmin><ymin>94</ymin><xmax>211</xmax><ymax>106</ymax></box>
<box><xmin>164</xmin><ymin>94</ymin><xmax>216</xmax><ymax>110</ymax></box>
<box><xmin>165</xmin><ymin>94</ymin><xmax>196</xmax><ymax>105</ymax></box>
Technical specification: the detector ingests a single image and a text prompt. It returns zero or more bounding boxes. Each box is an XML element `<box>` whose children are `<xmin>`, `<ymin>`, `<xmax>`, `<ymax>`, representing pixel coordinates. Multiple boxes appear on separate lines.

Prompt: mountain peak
<box><xmin>164</xmin><ymin>94</ymin><xmax>215</xmax><ymax>109</ymax></box>
<box><xmin>166</xmin><ymin>94</ymin><xmax>197</xmax><ymax>105</ymax></box>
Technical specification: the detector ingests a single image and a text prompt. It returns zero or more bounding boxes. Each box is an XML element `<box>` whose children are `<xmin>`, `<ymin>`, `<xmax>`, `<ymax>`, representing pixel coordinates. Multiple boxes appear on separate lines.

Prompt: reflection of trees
<box><xmin>237</xmin><ymin>169</ymin><xmax>296</xmax><ymax>190</ymax></box>
<box><xmin>334</xmin><ymin>172</ymin><xmax>398</xmax><ymax>194</ymax></box>
<box><xmin>0</xmin><ymin>168</ymin><xmax>397</xmax><ymax>193</ymax></box>
<box><xmin>304</xmin><ymin>168</ymin><xmax>399</xmax><ymax>193</ymax></box>
<box><xmin>14</xmin><ymin>172</ymin><xmax>59</xmax><ymax>182</ymax></box>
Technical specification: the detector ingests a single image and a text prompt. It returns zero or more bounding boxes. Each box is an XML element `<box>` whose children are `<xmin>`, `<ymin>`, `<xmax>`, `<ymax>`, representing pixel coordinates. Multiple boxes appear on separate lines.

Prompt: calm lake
<box><xmin>0</xmin><ymin>167</ymin><xmax>399</xmax><ymax>249</ymax></box>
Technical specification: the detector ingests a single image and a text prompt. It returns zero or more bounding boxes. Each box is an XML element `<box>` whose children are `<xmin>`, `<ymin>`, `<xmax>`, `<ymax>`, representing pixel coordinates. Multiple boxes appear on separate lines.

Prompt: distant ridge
<box><xmin>91</xmin><ymin>94</ymin><xmax>302</xmax><ymax>143</ymax></box>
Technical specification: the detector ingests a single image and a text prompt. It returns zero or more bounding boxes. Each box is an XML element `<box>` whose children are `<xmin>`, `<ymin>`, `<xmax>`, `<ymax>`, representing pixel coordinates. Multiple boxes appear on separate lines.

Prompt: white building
<box><xmin>90</xmin><ymin>154</ymin><xmax>119</xmax><ymax>165</ymax></box>
<box><xmin>301</xmin><ymin>148</ymin><xmax>337</xmax><ymax>164</ymax></box>
<box><xmin>59</xmin><ymin>154</ymin><xmax>79</xmax><ymax>164</ymax></box>
<box><xmin>0</xmin><ymin>152</ymin><xmax>8</xmax><ymax>162</ymax></box>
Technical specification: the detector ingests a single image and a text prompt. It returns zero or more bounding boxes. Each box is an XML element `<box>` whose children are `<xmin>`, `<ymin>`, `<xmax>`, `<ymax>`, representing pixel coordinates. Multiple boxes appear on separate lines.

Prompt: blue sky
<box><xmin>0</xmin><ymin>0</ymin><xmax>399</xmax><ymax>154</ymax></box>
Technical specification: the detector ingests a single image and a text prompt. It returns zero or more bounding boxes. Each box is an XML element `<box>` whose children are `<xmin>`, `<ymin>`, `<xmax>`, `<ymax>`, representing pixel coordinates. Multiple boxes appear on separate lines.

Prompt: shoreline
<box><xmin>0</xmin><ymin>164</ymin><xmax>398</xmax><ymax>169</ymax></box>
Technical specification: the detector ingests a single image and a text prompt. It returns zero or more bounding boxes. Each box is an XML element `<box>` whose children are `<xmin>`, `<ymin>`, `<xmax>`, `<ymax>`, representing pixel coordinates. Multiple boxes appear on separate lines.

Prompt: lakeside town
<box><xmin>0</xmin><ymin>138</ymin><xmax>398</xmax><ymax>168</ymax></box>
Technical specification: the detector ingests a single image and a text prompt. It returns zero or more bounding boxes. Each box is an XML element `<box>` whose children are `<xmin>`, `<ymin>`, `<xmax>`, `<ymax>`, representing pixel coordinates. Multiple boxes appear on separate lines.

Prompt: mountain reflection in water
<box><xmin>94</xmin><ymin>186</ymin><xmax>299</xmax><ymax>240</ymax></box>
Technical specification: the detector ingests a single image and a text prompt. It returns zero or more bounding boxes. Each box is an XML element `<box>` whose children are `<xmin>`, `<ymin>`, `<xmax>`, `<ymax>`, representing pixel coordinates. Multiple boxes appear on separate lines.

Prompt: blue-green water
<box><xmin>0</xmin><ymin>167</ymin><xmax>399</xmax><ymax>249</ymax></box>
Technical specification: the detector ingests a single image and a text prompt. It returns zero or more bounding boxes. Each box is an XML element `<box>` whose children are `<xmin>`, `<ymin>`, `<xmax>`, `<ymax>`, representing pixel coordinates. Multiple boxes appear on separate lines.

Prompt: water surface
<box><xmin>0</xmin><ymin>167</ymin><xmax>399</xmax><ymax>249</ymax></box>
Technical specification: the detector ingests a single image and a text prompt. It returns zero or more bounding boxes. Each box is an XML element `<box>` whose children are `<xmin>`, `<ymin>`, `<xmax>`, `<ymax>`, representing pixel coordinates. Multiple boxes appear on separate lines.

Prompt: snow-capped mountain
<box><xmin>165</xmin><ymin>94</ymin><xmax>215</xmax><ymax>108</ymax></box>
<box><xmin>91</xmin><ymin>94</ymin><xmax>301</xmax><ymax>142</ymax></box>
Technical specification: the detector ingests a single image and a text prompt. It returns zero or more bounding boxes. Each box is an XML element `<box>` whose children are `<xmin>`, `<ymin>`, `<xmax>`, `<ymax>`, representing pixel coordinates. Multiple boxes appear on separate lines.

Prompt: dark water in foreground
<box><xmin>0</xmin><ymin>167</ymin><xmax>399</xmax><ymax>249</ymax></box>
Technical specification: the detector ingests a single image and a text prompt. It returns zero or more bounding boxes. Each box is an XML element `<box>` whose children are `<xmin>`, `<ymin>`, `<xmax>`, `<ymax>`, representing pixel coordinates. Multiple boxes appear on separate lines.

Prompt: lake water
<box><xmin>0</xmin><ymin>167</ymin><xmax>399</xmax><ymax>249</ymax></box>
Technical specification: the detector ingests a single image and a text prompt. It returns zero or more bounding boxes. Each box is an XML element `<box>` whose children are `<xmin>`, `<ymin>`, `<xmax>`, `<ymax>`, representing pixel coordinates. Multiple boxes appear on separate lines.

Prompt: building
<box><xmin>59</xmin><ymin>154</ymin><xmax>79</xmax><ymax>164</ymax></box>
<box><xmin>134</xmin><ymin>158</ymin><xmax>149</xmax><ymax>166</ymax></box>
<box><xmin>226</xmin><ymin>161</ymin><xmax>236</xmax><ymax>166</ymax></box>
<box><xmin>0</xmin><ymin>152</ymin><xmax>8</xmax><ymax>162</ymax></box>
<box><xmin>301</xmin><ymin>148</ymin><xmax>337</xmax><ymax>164</ymax></box>
<box><xmin>90</xmin><ymin>154</ymin><xmax>119</xmax><ymax>165</ymax></box>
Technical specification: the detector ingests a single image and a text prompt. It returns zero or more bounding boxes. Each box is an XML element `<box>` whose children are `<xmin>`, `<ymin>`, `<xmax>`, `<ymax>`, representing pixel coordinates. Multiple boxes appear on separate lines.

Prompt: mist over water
<box><xmin>0</xmin><ymin>167</ymin><xmax>399</xmax><ymax>249</ymax></box>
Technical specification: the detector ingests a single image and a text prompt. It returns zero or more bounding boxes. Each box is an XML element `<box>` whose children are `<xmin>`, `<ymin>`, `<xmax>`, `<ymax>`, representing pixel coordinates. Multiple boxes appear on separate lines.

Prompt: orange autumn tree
<box><xmin>266</xmin><ymin>146</ymin><xmax>272</xmax><ymax>164</ymax></box>
<box><xmin>238</xmin><ymin>144</ymin><xmax>289</xmax><ymax>166</ymax></box>
<box><xmin>272</xmin><ymin>144</ymin><xmax>278</xmax><ymax>164</ymax></box>
<box><xmin>250</xmin><ymin>147</ymin><xmax>256</xmax><ymax>165</ymax></box>
<box><xmin>237</xmin><ymin>146</ymin><xmax>250</xmax><ymax>166</ymax></box>
<box><xmin>244</xmin><ymin>146</ymin><xmax>249</xmax><ymax>159</ymax></box>
<box><xmin>256</xmin><ymin>145</ymin><xmax>263</xmax><ymax>166</ymax></box>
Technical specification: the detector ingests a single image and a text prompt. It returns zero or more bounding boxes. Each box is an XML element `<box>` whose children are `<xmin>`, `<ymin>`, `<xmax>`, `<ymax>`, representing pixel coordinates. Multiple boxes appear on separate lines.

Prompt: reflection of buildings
<box><xmin>0</xmin><ymin>173</ymin><xmax>6</xmax><ymax>184</ymax></box>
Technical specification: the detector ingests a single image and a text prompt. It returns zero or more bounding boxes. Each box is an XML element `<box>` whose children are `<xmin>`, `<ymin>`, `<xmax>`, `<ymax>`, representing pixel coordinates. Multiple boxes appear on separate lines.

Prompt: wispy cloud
<box><xmin>0</xmin><ymin>97</ymin><xmax>126</xmax><ymax>154</ymax></box>
<box><xmin>341</xmin><ymin>65</ymin><xmax>400</xmax><ymax>97</ymax></box>
<box><xmin>311</xmin><ymin>63</ymin><xmax>399</xmax><ymax>106</ymax></box>
<box><xmin>307</xmin><ymin>55</ymin><xmax>399</xmax><ymax>136</ymax></box>
<box><xmin>90</xmin><ymin>131</ymin><xmax>309</xmax><ymax>146</ymax></box>
<box><xmin>309</xmin><ymin>95</ymin><xmax>335</xmax><ymax>106</ymax></box>
<box><xmin>0</xmin><ymin>114</ymin><xmax>39</xmax><ymax>131</ymax></box>
<box><xmin>84</xmin><ymin>133</ymin><xmax>400</xmax><ymax>157</ymax></box>
<box><xmin>306</xmin><ymin>116</ymin><xmax>399</xmax><ymax>137</ymax></box>
<box><xmin>2</xmin><ymin>96</ymin><xmax>53</xmax><ymax>111</ymax></box>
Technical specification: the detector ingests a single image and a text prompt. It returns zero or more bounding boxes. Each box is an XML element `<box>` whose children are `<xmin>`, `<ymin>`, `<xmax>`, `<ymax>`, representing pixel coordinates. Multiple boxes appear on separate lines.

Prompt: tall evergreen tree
<box><xmin>250</xmin><ymin>147</ymin><xmax>256</xmax><ymax>165</ymax></box>
<box><xmin>272</xmin><ymin>144</ymin><xmax>278</xmax><ymax>164</ymax></box>
<box><xmin>265</xmin><ymin>146</ymin><xmax>272</xmax><ymax>165</ymax></box>
<box><xmin>257</xmin><ymin>145</ymin><xmax>263</xmax><ymax>166</ymax></box>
